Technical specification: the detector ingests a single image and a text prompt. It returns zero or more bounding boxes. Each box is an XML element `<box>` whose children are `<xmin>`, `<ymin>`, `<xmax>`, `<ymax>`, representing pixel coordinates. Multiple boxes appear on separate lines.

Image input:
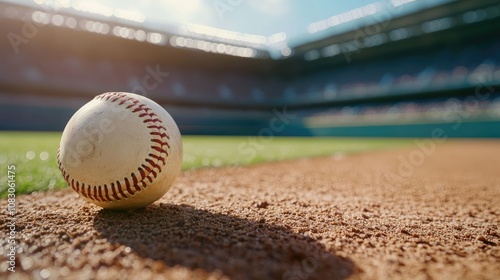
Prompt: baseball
<box><xmin>57</xmin><ymin>92</ymin><xmax>182</xmax><ymax>209</ymax></box>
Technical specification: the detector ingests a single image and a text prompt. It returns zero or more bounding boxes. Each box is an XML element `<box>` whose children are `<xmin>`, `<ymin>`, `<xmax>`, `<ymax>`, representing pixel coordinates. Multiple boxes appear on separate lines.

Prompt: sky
<box><xmin>11</xmin><ymin>0</ymin><xmax>451</xmax><ymax>46</ymax></box>
<box><xmin>139</xmin><ymin>0</ymin><xmax>381</xmax><ymax>42</ymax></box>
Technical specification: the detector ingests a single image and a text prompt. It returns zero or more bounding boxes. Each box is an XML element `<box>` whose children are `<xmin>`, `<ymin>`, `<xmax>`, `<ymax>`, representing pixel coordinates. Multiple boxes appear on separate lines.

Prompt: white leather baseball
<box><xmin>57</xmin><ymin>92</ymin><xmax>182</xmax><ymax>209</ymax></box>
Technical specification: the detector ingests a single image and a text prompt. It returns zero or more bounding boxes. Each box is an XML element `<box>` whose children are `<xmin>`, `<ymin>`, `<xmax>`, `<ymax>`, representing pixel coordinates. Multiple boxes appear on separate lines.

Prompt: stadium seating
<box><xmin>0</xmin><ymin>0</ymin><xmax>499</xmax><ymax>136</ymax></box>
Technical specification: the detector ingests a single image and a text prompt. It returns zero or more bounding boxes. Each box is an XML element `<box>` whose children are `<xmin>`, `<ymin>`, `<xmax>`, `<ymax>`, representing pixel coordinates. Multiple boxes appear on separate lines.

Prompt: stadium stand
<box><xmin>0</xmin><ymin>0</ymin><xmax>499</xmax><ymax>136</ymax></box>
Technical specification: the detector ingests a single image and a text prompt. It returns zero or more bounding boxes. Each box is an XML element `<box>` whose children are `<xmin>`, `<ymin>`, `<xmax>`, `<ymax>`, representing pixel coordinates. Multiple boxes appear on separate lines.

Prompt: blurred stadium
<box><xmin>0</xmin><ymin>0</ymin><xmax>499</xmax><ymax>137</ymax></box>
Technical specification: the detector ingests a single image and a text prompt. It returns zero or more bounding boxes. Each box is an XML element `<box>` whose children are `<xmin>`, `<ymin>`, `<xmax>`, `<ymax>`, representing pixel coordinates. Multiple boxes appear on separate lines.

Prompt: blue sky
<box><xmin>142</xmin><ymin>0</ymin><xmax>380</xmax><ymax>38</ymax></box>
<box><xmin>13</xmin><ymin>0</ymin><xmax>450</xmax><ymax>46</ymax></box>
<box><xmin>95</xmin><ymin>0</ymin><xmax>382</xmax><ymax>44</ymax></box>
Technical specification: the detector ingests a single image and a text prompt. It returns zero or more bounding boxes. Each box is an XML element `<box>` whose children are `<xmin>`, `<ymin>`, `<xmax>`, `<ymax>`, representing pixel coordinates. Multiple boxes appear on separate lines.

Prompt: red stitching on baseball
<box><xmin>151</xmin><ymin>138</ymin><xmax>169</xmax><ymax>146</ymax></box>
<box><xmin>150</xmin><ymin>146</ymin><xmax>168</xmax><ymax>155</ymax></box>
<box><xmin>131</xmin><ymin>173</ymin><xmax>141</xmax><ymax>192</ymax></box>
<box><xmin>99</xmin><ymin>185</ymin><xmax>105</xmax><ymax>201</ymax></box>
<box><xmin>116</xmin><ymin>181</ymin><xmax>127</xmax><ymax>198</ymax></box>
<box><xmin>91</xmin><ymin>185</ymin><xmax>97</xmax><ymax>201</ymax></box>
<box><xmin>85</xmin><ymin>185</ymin><xmax>91</xmax><ymax>199</ymax></box>
<box><xmin>86</xmin><ymin>185</ymin><xmax>93</xmax><ymax>199</ymax></box>
<box><xmin>143</xmin><ymin>118</ymin><xmax>161</xmax><ymax>124</ymax></box>
<box><xmin>133</xmin><ymin>104</ymin><xmax>150</xmax><ymax>113</ymax></box>
<box><xmin>125</xmin><ymin>176</ymin><xmax>134</xmax><ymax>195</ymax></box>
<box><xmin>103</xmin><ymin>184</ymin><xmax>111</xmax><ymax>202</ymax></box>
<box><xmin>80</xmin><ymin>184</ymin><xmax>88</xmax><ymax>198</ymax></box>
<box><xmin>57</xmin><ymin>92</ymin><xmax>172</xmax><ymax>204</ymax></box>
<box><xmin>146</xmin><ymin>157</ymin><xmax>162</xmax><ymax>175</ymax></box>
<box><xmin>75</xmin><ymin>181</ymin><xmax>80</xmax><ymax>193</ymax></box>
<box><xmin>95</xmin><ymin>186</ymin><xmax>102</xmax><ymax>202</ymax></box>
<box><xmin>103</xmin><ymin>186</ymin><xmax>111</xmax><ymax>202</ymax></box>
<box><xmin>139</xmin><ymin>113</ymin><xmax>157</xmax><ymax>118</ymax></box>
<box><xmin>150</xmin><ymin>131</ymin><xmax>168</xmax><ymax>138</ymax></box>
<box><xmin>147</xmin><ymin>125</ymin><xmax>168</xmax><ymax>131</ymax></box>
<box><xmin>102</xmin><ymin>186</ymin><xmax>111</xmax><ymax>202</ymax></box>
<box><xmin>138</xmin><ymin>167</ymin><xmax>146</xmax><ymax>180</ymax></box>
<box><xmin>101</xmin><ymin>186</ymin><xmax>108</xmax><ymax>201</ymax></box>
<box><xmin>141</xmin><ymin>164</ymin><xmax>152</xmax><ymax>173</ymax></box>
<box><xmin>86</xmin><ymin>185</ymin><xmax>92</xmax><ymax>200</ymax></box>
<box><xmin>110</xmin><ymin>183</ymin><xmax>120</xmax><ymax>200</ymax></box>
<box><xmin>126</xmin><ymin>101</ymin><xmax>139</xmax><ymax>109</ymax></box>
<box><xmin>96</xmin><ymin>186</ymin><xmax>104</xmax><ymax>202</ymax></box>
<box><xmin>148</xmin><ymin>153</ymin><xmax>166</xmax><ymax>165</ymax></box>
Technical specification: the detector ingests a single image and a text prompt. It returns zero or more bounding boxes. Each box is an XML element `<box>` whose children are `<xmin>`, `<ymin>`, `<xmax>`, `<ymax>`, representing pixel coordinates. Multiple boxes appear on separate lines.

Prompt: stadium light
<box><xmin>114</xmin><ymin>9</ymin><xmax>145</xmax><ymax>23</ymax></box>
<box><xmin>308</xmin><ymin>3</ymin><xmax>382</xmax><ymax>34</ymax></box>
<box><xmin>71</xmin><ymin>1</ymin><xmax>113</xmax><ymax>17</ymax></box>
<box><xmin>65</xmin><ymin>16</ymin><xmax>77</xmax><ymax>29</ymax></box>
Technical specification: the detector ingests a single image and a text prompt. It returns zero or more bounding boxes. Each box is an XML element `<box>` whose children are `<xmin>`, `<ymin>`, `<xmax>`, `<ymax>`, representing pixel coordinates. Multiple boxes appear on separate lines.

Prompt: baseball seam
<box><xmin>57</xmin><ymin>92</ymin><xmax>170</xmax><ymax>203</ymax></box>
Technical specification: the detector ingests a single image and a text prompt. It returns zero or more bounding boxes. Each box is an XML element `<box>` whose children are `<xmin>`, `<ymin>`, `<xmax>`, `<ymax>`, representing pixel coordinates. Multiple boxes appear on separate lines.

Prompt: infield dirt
<box><xmin>1</xmin><ymin>140</ymin><xmax>499</xmax><ymax>279</ymax></box>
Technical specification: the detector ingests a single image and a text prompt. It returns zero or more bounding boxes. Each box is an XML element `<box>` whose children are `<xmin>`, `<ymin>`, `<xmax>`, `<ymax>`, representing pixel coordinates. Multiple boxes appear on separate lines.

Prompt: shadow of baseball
<box><xmin>93</xmin><ymin>203</ymin><xmax>355</xmax><ymax>280</ymax></box>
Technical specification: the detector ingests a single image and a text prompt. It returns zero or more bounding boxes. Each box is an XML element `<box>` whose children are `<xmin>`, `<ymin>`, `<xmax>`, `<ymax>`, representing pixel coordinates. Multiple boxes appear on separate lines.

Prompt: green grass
<box><xmin>0</xmin><ymin>132</ymin><xmax>410</xmax><ymax>197</ymax></box>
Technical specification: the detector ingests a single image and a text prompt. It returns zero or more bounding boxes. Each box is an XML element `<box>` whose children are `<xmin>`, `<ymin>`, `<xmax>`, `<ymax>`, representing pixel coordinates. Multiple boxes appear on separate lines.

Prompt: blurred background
<box><xmin>1</xmin><ymin>0</ymin><xmax>499</xmax><ymax>137</ymax></box>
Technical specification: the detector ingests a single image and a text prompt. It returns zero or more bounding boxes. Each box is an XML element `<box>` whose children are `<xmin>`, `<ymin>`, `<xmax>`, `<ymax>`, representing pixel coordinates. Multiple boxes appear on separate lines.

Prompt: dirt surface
<box><xmin>1</xmin><ymin>140</ymin><xmax>500</xmax><ymax>280</ymax></box>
